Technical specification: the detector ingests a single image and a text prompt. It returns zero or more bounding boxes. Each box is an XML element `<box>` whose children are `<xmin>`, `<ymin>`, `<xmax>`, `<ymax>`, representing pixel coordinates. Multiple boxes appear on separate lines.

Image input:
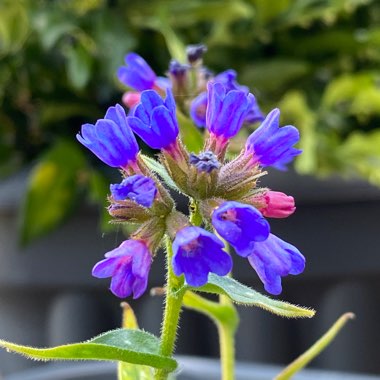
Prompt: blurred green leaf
<box><xmin>337</xmin><ymin>130</ymin><xmax>380</xmax><ymax>186</ymax></box>
<box><xmin>0</xmin><ymin>0</ymin><xmax>29</xmax><ymax>55</ymax></box>
<box><xmin>65</xmin><ymin>43</ymin><xmax>93</xmax><ymax>89</ymax></box>
<box><xmin>20</xmin><ymin>140</ymin><xmax>86</xmax><ymax>245</ymax></box>
<box><xmin>176</xmin><ymin>111</ymin><xmax>204</xmax><ymax>153</ymax></box>
<box><xmin>280</xmin><ymin>91</ymin><xmax>318</xmax><ymax>174</ymax></box>
<box><xmin>322</xmin><ymin>73</ymin><xmax>380</xmax><ymax>119</ymax></box>
<box><xmin>241</xmin><ymin>59</ymin><xmax>311</xmax><ymax>95</ymax></box>
<box><xmin>193</xmin><ymin>274</ymin><xmax>315</xmax><ymax>318</ymax></box>
<box><xmin>88</xmin><ymin>170</ymin><xmax>113</xmax><ymax>232</ymax></box>
<box><xmin>0</xmin><ymin>328</ymin><xmax>177</xmax><ymax>371</ymax></box>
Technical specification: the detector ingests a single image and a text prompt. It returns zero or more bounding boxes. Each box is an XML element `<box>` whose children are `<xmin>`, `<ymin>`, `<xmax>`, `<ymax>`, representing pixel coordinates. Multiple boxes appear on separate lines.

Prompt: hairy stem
<box><xmin>155</xmin><ymin>236</ymin><xmax>185</xmax><ymax>380</ymax></box>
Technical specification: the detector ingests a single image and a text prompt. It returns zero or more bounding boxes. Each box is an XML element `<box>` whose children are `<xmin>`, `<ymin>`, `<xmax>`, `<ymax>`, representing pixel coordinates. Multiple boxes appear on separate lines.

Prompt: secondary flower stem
<box><xmin>155</xmin><ymin>236</ymin><xmax>185</xmax><ymax>380</ymax></box>
<box><xmin>218</xmin><ymin>294</ymin><xmax>237</xmax><ymax>380</ymax></box>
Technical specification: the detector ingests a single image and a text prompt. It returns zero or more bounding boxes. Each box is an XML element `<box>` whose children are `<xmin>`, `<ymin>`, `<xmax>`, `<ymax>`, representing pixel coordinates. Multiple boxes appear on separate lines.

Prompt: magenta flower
<box><xmin>259</xmin><ymin>191</ymin><xmax>296</xmax><ymax>218</ymax></box>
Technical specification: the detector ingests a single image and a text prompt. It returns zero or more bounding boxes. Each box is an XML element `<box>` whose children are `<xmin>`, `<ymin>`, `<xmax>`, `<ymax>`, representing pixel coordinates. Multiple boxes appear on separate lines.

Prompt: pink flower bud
<box><xmin>122</xmin><ymin>91</ymin><xmax>141</xmax><ymax>109</ymax></box>
<box><xmin>261</xmin><ymin>191</ymin><xmax>295</xmax><ymax>218</ymax></box>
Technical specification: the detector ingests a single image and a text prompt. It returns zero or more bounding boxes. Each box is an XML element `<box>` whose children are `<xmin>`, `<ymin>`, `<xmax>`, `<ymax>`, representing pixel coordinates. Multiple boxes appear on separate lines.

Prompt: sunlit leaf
<box><xmin>193</xmin><ymin>274</ymin><xmax>315</xmax><ymax>318</ymax></box>
<box><xmin>0</xmin><ymin>329</ymin><xmax>177</xmax><ymax>371</ymax></box>
<box><xmin>118</xmin><ymin>304</ymin><xmax>154</xmax><ymax>380</ymax></box>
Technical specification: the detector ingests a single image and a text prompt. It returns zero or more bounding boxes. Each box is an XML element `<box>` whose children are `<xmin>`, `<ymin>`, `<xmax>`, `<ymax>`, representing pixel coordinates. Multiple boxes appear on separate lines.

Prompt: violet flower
<box><xmin>172</xmin><ymin>226</ymin><xmax>232</xmax><ymax>287</ymax></box>
<box><xmin>110</xmin><ymin>175</ymin><xmax>157</xmax><ymax>208</ymax></box>
<box><xmin>77</xmin><ymin>104</ymin><xmax>139</xmax><ymax>168</ymax></box>
<box><xmin>247</xmin><ymin>234</ymin><xmax>305</xmax><ymax>295</ymax></box>
<box><xmin>117</xmin><ymin>53</ymin><xmax>157</xmax><ymax>91</ymax></box>
<box><xmin>212</xmin><ymin>201</ymin><xmax>270</xmax><ymax>258</ymax></box>
<box><xmin>127</xmin><ymin>89</ymin><xmax>179</xmax><ymax>150</ymax></box>
<box><xmin>92</xmin><ymin>239</ymin><xmax>152</xmax><ymax>299</ymax></box>
<box><xmin>245</xmin><ymin>108</ymin><xmax>302</xmax><ymax>170</ymax></box>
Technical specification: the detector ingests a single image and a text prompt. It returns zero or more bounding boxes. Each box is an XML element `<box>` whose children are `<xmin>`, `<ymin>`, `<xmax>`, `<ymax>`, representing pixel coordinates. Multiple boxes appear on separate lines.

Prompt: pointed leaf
<box><xmin>0</xmin><ymin>329</ymin><xmax>177</xmax><ymax>371</ymax></box>
<box><xmin>140</xmin><ymin>154</ymin><xmax>180</xmax><ymax>192</ymax></box>
<box><xmin>194</xmin><ymin>274</ymin><xmax>315</xmax><ymax>318</ymax></box>
<box><xmin>118</xmin><ymin>304</ymin><xmax>154</xmax><ymax>380</ymax></box>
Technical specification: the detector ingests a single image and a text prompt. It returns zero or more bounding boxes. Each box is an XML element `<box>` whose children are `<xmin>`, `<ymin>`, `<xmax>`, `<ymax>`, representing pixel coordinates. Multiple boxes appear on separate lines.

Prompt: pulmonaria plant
<box><xmin>1</xmin><ymin>46</ymin><xmax>328</xmax><ymax>380</ymax></box>
<box><xmin>76</xmin><ymin>45</ymin><xmax>307</xmax><ymax>379</ymax></box>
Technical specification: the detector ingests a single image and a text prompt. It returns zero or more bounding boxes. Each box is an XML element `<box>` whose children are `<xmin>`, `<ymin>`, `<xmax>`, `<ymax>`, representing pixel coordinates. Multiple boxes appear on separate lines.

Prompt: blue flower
<box><xmin>206</xmin><ymin>82</ymin><xmax>255</xmax><ymax>140</ymax></box>
<box><xmin>92</xmin><ymin>239</ymin><xmax>152</xmax><ymax>299</ymax></box>
<box><xmin>77</xmin><ymin>104</ymin><xmax>139</xmax><ymax>168</ymax></box>
<box><xmin>172</xmin><ymin>226</ymin><xmax>232</xmax><ymax>287</ymax></box>
<box><xmin>127</xmin><ymin>89</ymin><xmax>179</xmax><ymax>150</ymax></box>
<box><xmin>212</xmin><ymin>201</ymin><xmax>270</xmax><ymax>258</ymax></box>
<box><xmin>247</xmin><ymin>234</ymin><xmax>305</xmax><ymax>295</ymax></box>
<box><xmin>110</xmin><ymin>175</ymin><xmax>157</xmax><ymax>207</ymax></box>
<box><xmin>245</xmin><ymin>108</ymin><xmax>302</xmax><ymax>170</ymax></box>
<box><xmin>117</xmin><ymin>53</ymin><xmax>157</xmax><ymax>91</ymax></box>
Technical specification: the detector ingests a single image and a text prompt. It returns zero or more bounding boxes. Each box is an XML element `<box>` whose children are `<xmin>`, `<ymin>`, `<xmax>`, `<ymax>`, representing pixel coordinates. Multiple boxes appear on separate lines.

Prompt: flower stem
<box><xmin>218</xmin><ymin>294</ymin><xmax>237</xmax><ymax>380</ymax></box>
<box><xmin>155</xmin><ymin>236</ymin><xmax>185</xmax><ymax>380</ymax></box>
<box><xmin>275</xmin><ymin>312</ymin><xmax>355</xmax><ymax>380</ymax></box>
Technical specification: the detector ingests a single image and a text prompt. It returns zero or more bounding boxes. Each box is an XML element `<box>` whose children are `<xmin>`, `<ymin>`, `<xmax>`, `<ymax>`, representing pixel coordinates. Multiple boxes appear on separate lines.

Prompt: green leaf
<box><xmin>0</xmin><ymin>328</ymin><xmax>177</xmax><ymax>371</ymax></box>
<box><xmin>0</xmin><ymin>1</ymin><xmax>29</xmax><ymax>55</ymax></box>
<box><xmin>20</xmin><ymin>140</ymin><xmax>86</xmax><ymax>245</ymax></box>
<box><xmin>65</xmin><ymin>43</ymin><xmax>93</xmax><ymax>89</ymax></box>
<box><xmin>240</xmin><ymin>59</ymin><xmax>311</xmax><ymax>95</ymax></box>
<box><xmin>194</xmin><ymin>274</ymin><xmax>315</xmax><ymax>318</ymax></box>
<box><xmin>140</xmin><ymin>154</ymin><xmax>180</xmax><ymax>192</ymax></box>
<box><xmin>176</xmin><ymin>111</ymin><xmax>204</xmax><ymax>153</ymax></box>
<box><xmin>279</xmin><ymin>91</ymin><xmax>318</xmax><ymax>174</ymax></box>
<box><xmin>118</xmin><ymin>304</ymin><xmax>154</xmax><ymax>380</ymax></box>
<box><xmin>88</xmin><ymin>170</ymin><xmax>113</xmax><ymax>232</ymax></box>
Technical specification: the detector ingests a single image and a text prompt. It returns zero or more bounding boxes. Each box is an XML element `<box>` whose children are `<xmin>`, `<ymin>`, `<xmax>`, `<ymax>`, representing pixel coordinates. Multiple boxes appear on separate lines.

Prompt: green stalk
<box><xmin>275</xmin><ymin>312</ymin><xmax>355</xmax><ymax>380</ymax></box>
<box><xmin>155</xmin><ymin>236</ymin><xmax>185</xmax><ymax>380</ymax></box>
<box><xmin>218</xmin><ymin>294</ymin><xmax>237</xmax><ymax>380</ymax></box>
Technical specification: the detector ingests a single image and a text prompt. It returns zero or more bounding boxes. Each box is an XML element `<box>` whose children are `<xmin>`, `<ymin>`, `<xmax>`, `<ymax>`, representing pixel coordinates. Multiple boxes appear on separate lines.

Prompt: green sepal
<box><xmin>140</xmin><ymin>154</ymin><xmax>180</xmax><ymax>192</ymax></box>
<box><xmin>192</xmin><ymin>274</ymin><xmax>315</xmax><ymax>318</ymax></box>
<box><xmin>0</xmin><ymin>328</ymin><xmax>177</xmax><ymax>371</ymax></box>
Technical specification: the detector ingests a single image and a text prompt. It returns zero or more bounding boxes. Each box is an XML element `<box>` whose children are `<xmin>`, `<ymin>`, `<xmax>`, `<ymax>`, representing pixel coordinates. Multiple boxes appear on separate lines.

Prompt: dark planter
<box><xmin>1</xmin><ymin>170</ymin><xmax>380</xmax><ymax>376</ymax></box>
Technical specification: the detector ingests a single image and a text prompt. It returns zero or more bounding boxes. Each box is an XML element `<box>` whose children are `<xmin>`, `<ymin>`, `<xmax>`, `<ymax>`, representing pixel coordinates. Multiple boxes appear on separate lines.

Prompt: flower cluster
<box><xmin>77</xmin><ymin>46</ymin><xmax>304</xmax><ymax>299</ymax></box>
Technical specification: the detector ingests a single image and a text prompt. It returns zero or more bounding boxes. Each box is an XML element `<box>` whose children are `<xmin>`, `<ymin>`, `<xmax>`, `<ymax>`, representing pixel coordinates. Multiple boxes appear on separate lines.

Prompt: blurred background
<box><xmin>1</xmin><ymin>0</ymin><xmax>380</xmax><ymax>378</ymax></box>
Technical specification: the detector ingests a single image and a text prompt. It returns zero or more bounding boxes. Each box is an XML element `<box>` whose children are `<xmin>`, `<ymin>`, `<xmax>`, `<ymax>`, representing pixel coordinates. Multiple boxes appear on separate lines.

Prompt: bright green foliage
<box><xmin>20</xmin><ymin>140</ymin><xmax>86</xmax><ymax>245</ymax></box>
<box><xmin>194</xmin><ymin>274</ymin><xmax>315</xmax><ymax>318</ymax></box>
<box><xmin>118</xmin><ymin>304</ymin><xmax>154</xmax><ymax>380</ymax></box>
<box><xmin>0</xmin><ymin>329</ymin><xmax>177</xmax><ymax>371</ymax></box>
